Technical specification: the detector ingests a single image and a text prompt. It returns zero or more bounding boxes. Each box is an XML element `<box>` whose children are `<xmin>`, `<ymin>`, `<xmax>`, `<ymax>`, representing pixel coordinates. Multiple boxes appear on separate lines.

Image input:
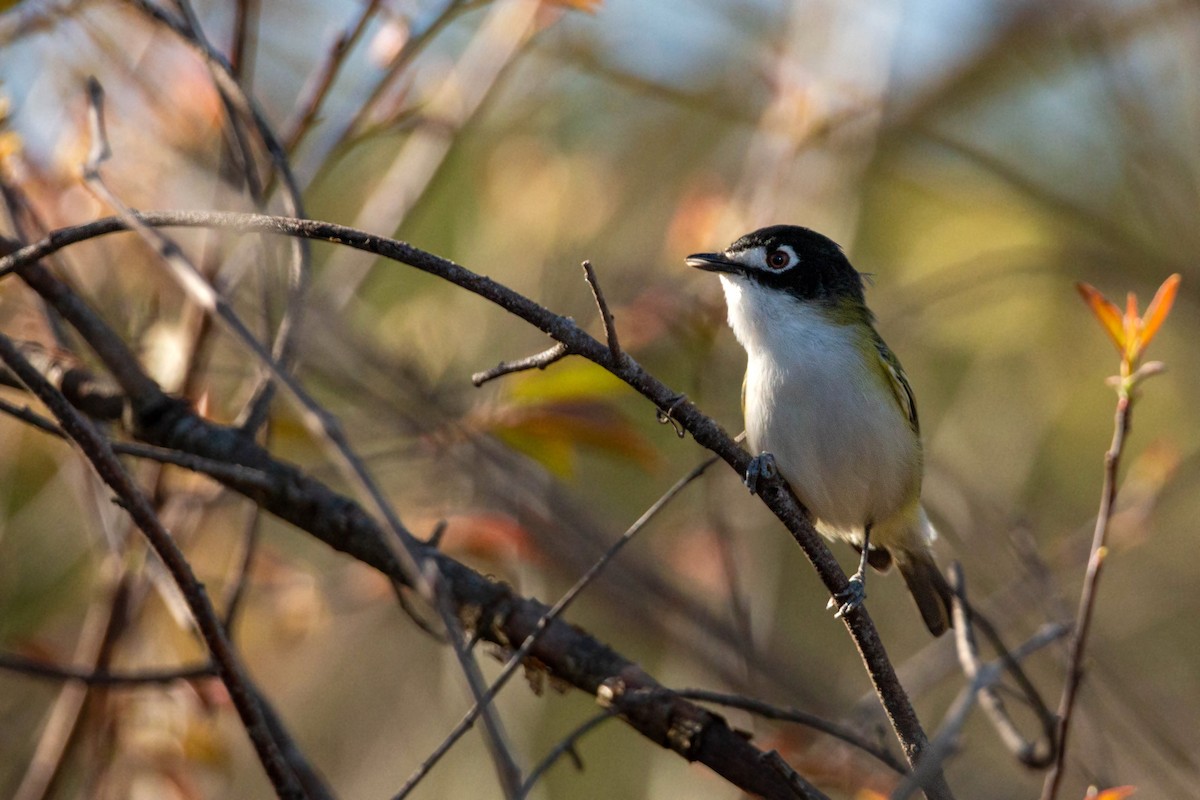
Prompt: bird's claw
<box><xmin>826</xmin><ymin>574</ymin><xmax>867</xmax><ymax>619</ymax></box>
<box><xmin>744</xmin><ymin>452</ymin><xmax>777</xmax><ymax>495</ymax></box>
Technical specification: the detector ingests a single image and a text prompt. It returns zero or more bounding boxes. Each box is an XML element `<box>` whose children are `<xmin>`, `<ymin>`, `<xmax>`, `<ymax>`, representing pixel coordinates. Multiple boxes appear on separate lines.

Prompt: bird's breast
<box><xmin>723</xmin><ymin>278</ymin><xmax>921</xmax><ymax>542</ymax></box>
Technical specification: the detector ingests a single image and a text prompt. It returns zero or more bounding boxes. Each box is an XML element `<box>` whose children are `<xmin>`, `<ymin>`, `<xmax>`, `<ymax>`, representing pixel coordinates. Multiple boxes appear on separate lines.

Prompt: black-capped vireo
<box><xmin>687</xmin><ymin>225</ymin><xmax>952</xmax><ymax>636</ymax></box>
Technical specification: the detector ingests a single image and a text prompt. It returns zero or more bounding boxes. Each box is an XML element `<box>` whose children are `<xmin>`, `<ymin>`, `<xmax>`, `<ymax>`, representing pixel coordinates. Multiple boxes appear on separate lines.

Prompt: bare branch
<box><xmin>127</xmin><ymin>0</ymin><xmax>313</xmax><ymax>436</ymax></box>
<box><xmin>676</xmin><ymin>689</ymin><xmax>907</xmax><ymax>775</ymax></box>
<box><xmin>894</xmin><ymin>622</ymin><xmax>1069</xmax><ymax>800</ymax></box>
<box><xmin>471</xmin><ymin>342</ymin><xmax>569</xmax><ymax>386</ymax></box>
<box><xmin>516</xmin><ymin>710</ymin><xmax>618</xmax><ymax>799</ymax></box>
<box><xmin>0</xmin><ymin>331</ymin><xmax>310</xmax><ymax>800</ymax></box>
<box><xmin>427</xmin><ymin>567</ymin><xmax>522</xmax><ymax>799</ymax></box>
<box><xmin>949</xmin><ymin>564</ymin><xmax>1055</xmax><ymax>767</ymax></box>
<box><xmin>0</xmin><ymin>210</ymin><xmax>944</xmax><ymax>796</ymax></box>
<box><xmin>1041</xmin><ymin>389</ymin><xmax>1135</xmax><ymax>799</ymax></box>
<box><xmin>0</xmin><ymin>652</ymin><xmax>214</xmax><ymax>686</ymax></box>
<box><xmin>762</xmin><ymin>750</ymin><xmax>830</xmax><ymax>800</ymax></box>
<box><xmin>582</xmin><ymin>260</ymin><xmax>622</xmax><ymax>364</ymax></box>
<box><xmin>283</xmin><ymin>0</ymin><xmax>384</xmax><ymax>153</ymax></box>
<box><xmin>395</xmin><ymin>456</ymin><xmax>719</xmax><ymax>798</ymax></box>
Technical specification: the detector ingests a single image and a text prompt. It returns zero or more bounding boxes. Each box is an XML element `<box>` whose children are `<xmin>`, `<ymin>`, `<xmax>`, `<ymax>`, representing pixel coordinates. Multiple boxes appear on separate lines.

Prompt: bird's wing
<box><xmin>874</xmin><ymin>337</ymin><xmax>919</xmax><ymax>434</ymax></box>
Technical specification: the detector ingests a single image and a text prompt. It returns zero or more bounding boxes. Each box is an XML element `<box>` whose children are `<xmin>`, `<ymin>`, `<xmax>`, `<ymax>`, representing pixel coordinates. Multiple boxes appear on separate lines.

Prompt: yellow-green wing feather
<box><xmin>874</xmin><ymin>336</ymin><xmax>919</xmax><ymax>434</ymax></box>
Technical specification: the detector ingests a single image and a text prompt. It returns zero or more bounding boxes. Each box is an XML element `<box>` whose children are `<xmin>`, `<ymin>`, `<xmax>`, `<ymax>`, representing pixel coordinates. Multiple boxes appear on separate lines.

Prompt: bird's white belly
<box><xmin>743</xmin><ymin>333</ymin><xmax>920</xmax><ymax>545</ymax></box>
<box><xmin>719</xmin><ymin>273</ymin><xmax>923</xmax><ymax>547</ymax></box>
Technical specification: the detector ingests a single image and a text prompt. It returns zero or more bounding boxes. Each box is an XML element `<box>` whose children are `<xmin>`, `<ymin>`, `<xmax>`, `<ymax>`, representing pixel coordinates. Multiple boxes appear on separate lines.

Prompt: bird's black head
<box><xmin>686</xmin><ymin>225</ymin><xmax>866</xmax><ymax>307</ymax></box>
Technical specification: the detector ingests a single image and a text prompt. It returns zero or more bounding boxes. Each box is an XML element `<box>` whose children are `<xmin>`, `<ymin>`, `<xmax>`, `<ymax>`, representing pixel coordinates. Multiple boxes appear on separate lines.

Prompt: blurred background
<box><xmin>0</xmin><ymin>0</ymin><xmax>1197</xmax><ymax>798</ymax></box>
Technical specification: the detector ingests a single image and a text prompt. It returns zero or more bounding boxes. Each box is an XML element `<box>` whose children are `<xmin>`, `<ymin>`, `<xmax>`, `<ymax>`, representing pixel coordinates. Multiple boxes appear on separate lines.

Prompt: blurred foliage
<box><xmin>1</xmin><ymin>1</ymin><xmax>1198</xmax><ymax>799</ymax></box>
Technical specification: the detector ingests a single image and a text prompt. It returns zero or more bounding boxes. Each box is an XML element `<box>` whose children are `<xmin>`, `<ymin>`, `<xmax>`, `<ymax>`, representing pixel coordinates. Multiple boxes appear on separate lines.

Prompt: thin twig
<box><xmin>0</xmin><ymin>395</ymin><xmax>64</xmax><ymax>435</ymax></box>
<box><xmin>426</xmin><ymin>566</ymin><xmax>522</xmax><ymax>799</ymax></box>
<box><xmin>0</xmin><ymin>652</ymin><xmax>215</xmax><ymax>686</ymax></box>
<box><xmin>1041</xmin><ymin>390</ymin><xmax>1133</xmax><ymax>800</ymax></box>
<box><xmin>11</xmin><ymin>572</ymin><xmax>128</xmax><ymax>800</ymax></box>
<box><xmin>165</xmin><ymin>1</ymin><xmax>264</xmax><ymax>200</ymax></box>
<box><xmin>282</xmin><ymin>0</ymin><xmax>384</xmax><ymax>153</ymax></box>
<box><xmin>336</xmin><ymin>0</ymin><xmax>471</xmax><ymax>150</ymax></box>
<box><xmin>219</xmin><ymin>511</ymin><xmax>264</xmax><ymax>629</ymax></box>
<box><xmin>471</xmin><ymin>342</ymin><xmax>569</xmax><ymax>386</ymax></box>
<box><xmin>128</xmin><ymin>0</ymin><xmax>312</xmax><ymax>436</ymax></box>
<box><xmin>229</xmin><ymin>0</ymin><xmax>260</xmax><ymax>79</ymax></box>
<box><xmin>394</xmin><ymin>455</ymin><xmax>721</xmax><ymax>799</ymax></box>
<box><xmin>948</xmin><ymin>564</ymin><xmax>1055</xmax><ymax>767</ymax></box>
<box><xmin>315</xmin><ymin>0</ymin><xmax>539</xmax><ymax>311</ymax></box>
<box><xmin>676</xmin><ymin>689</ymin><xmax>907</xmax><ymax>775</ymax></box>
<box><xmin>77</xmin><ymin>104</ymin><xmax>432</xmax><ymax>609</ymax></box>
<box><xmin>0</xmin><ymin>332</ymin><xmax>307</xmax><ymax>800</ymax></box>
<box><xmin>515</xmin><ymin>710</ymin><xmax>617</xmax><ymax>799</ymax></box>
<box><xmin>581</xmin><ymin>260</ymin><xmax>622</xmax><ymax>364</ymax></box>
<box><xmin>944</xmin><ymin>580</ymin><xmax>1059</xmax><ymax>766</ymax></box>
<box><xmin>894</xmin><ymin>622</ymin><xmax>1070</xmax><ymax>800</ymax></box>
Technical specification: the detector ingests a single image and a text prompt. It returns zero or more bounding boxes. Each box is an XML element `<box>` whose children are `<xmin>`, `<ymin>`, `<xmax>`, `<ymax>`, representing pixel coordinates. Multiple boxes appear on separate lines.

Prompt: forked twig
<box><xmin>582</xmin><ymin>260</ymin><xmax>623</xmax><ymax>364</ymax></box>
<box><xmin>515</xmin><ymin>710</ymin><xmax>618</xmax><ymax>799</ymax></box>
<box><xmin>894</xmin><ymin>621</ymin><xmax>1069</xmax><ymax>800</ymax></box>
<box><xmin>948</xmin><ymin>564</ymin><xmax>1056</xmax><ymax>767</ymax></box>
<box><xmin>393</xmin><ymin>455</ymin><xmax>720</xmax><ymax>799</ymax></box>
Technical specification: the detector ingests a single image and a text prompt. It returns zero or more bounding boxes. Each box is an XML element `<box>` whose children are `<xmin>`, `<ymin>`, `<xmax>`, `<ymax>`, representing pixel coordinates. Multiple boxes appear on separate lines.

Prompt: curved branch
<box><xmin>2</xmin><ymin>206</ymin><xmax>945</xmax><ymax>786</ymax></box>
<box><xmin>676</xmin><ymin>689</ymin><xmax>907</xmax><ymax>775</ymax></box>
<box><xmin>0</xmin><ymin>223</ymin><xmax>808</xmax><ymax>800</ymax></box>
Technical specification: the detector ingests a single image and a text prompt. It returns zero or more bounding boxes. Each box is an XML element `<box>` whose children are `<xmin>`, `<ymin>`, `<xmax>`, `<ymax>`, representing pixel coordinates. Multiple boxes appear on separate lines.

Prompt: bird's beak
<box><xmin>686</xmin><ymin>252</ymin><xmax>741</xmax><ymax>275</ymax></box>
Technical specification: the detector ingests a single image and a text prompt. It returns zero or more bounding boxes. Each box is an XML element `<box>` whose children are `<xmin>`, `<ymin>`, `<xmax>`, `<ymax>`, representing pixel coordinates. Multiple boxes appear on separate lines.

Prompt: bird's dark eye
<box><xmin>766</xmin><ymin>250</ymin><xmax>790</xmax><ymax>270</ymax></box>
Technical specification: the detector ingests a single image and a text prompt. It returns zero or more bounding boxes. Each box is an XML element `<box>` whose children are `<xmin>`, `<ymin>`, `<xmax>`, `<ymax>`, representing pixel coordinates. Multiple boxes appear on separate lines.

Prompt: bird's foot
<box><xmin>826</xmin><ymin>573</ymin><xmax>867</xmax><ymax>619</ymax></box>
<box><xmin>744</xmin><ymin>452</ymin><xmax>777</xmax><ymax>495</ymax></box>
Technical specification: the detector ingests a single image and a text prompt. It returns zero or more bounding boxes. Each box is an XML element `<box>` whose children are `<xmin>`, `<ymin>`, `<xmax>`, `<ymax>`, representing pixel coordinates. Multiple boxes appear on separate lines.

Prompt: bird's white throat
<box><xmin>718</xmin><ymin>274</ymin><xmax>847</xmax><ymax>363</ymax></box>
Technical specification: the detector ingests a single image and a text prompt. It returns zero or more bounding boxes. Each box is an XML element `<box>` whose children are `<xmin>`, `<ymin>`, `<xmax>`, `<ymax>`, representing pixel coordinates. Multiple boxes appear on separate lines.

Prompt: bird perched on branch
<box><xmin>687</xmin><ymin>225</ymin><xmax>952</xmax><ymax>636</ymax></box>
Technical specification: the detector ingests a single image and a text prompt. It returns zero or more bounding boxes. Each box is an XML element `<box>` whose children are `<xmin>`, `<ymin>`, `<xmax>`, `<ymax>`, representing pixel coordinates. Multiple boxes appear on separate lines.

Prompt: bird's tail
<box><xmin>895</xmin><ymin>550</ymin><xmax>955</xmax><ymax>637</ymax></box>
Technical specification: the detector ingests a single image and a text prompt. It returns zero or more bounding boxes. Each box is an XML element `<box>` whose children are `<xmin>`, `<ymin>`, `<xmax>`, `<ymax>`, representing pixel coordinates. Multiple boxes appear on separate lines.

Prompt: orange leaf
<box><xmin>1138</xmin><ymin>273</ymin><xmax>1180</xmax><ymax>351</ymax></box>
<box><xmin>1124</xmin><ymin>291</ymin><xmax>1140</xmax><ymax>360</ymax></box>
<box><xmin>1076</xmin><ymin>282</ymin><xmax>1126</xmax><ymax>353</ymax></box>
<box><xmin>1090</xmin><ymin>785</ymin><xmax>1136</xmax><ymax>800</ymax></box>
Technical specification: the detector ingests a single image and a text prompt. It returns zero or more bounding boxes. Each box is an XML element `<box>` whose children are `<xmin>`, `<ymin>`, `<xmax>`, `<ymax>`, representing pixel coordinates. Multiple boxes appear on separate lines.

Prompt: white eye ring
<box><xmin>766</xmin><ymin>249</ymin><xmax>791</xmax><ymax>270</ymax></box>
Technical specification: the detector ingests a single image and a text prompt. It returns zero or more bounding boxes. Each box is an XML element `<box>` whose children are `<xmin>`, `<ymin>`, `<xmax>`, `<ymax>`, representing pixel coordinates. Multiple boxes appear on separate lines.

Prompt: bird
<box><xmin>687</xmin><ymin>225</ymin><xmax>953</xmax><ymax>636</ymax></box>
